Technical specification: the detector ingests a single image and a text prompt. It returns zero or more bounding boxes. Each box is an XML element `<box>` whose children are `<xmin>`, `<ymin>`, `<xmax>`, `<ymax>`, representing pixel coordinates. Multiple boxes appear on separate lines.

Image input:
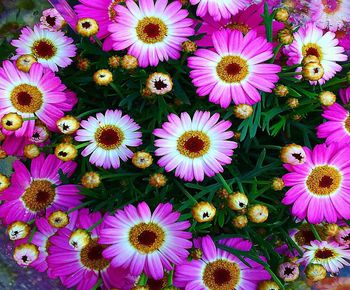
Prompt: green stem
<box><xmin>67</xmin><ymin>200</ymin><xmax>94</xmax><ymax>214</ymax></box>
<box><xmin>75</xmin><ymin>142</ymin><xmax>90</xmax><ymax>149</ymax></box>
<box><xmin>279</xmin><ymin>71</ymin><xmax>302</xmax><ymax>77</ymax></box>
<box><xmin>173</xmin><ymin>180</ymin><xmax>197</xmax><ymax>205</ymax></box>
<box><xmin>23</xmin><ymin>116</ymin><xmax>37</xmax><ymax>121</ymax></box>
<box><xmin>138</xmin><ymin>273</ymin><xmax>148</xmax><ymax>286</ymax></box>
<box><xmin>27</xmin><ymin>226</ymin><xmax>37</xmax><ymax>244</ymax></box>
<box><xmin>93</xmin><ymin>35</ymin><xmax>103</xmax><ymax>47</ymax></box>
<box><xmin>92</xmin><ymin>278</ymin><xmax>102</xmax><ymax>290</ymax></box>
<box><xmin>270</xmin><ymin>43</ymin><xmax>282</xmax><ymax>63</ymax></box>
<box><xmin>309</xmin><ymin>223</ymin><xmax>322</xmax><ymax>241</ymax></box>
<box><xmin>168</xmin><ymin>269</ymin><xmax>174</xmax><ymax>286</ymax></box>
<box><xmin>87</xmin><ymin>216</ymin><xmax>106</xmax><ymax>232</ymax></box>
<box><xmin>77</xmin><ymin>108</ymin><xmax>104</xmax><ymax>119</ymax></box>
<box><xmin>110</xmin><ymin>83</ymin><xmax>123</xmax><ymax>98</ymax></box>
<box><xmin>216</xmin><ymin>173</ymin><xmax>233</xmax><ymax>194</ymax></box>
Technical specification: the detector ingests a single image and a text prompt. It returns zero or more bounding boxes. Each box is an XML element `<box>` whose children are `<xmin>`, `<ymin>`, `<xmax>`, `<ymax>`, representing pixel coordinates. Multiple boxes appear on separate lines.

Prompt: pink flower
<box><xmin>40</xmin><ymin>8</ymin><xmax>66</xmax><ymax>31</ymax></box>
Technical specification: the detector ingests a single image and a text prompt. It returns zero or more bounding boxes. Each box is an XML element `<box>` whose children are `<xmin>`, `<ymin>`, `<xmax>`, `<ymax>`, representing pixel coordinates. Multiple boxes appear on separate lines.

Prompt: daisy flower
<box><xmin>108</xmin><ymin>0</ymin><xmax>194</xmax><ymax>67</ymax></box>
<box><xmin>188</xmin><ymin>29</ymin><xmax>281</xmax><ymax>108</ymax></box>
<box><xmin>0</xmin><ymin>61</ymin><xmax>75</xmax><ymax>138</ymax></box>
<box><xmin>75</xmin><ymin>0</ymin><xmax>123</xmax><ymax>51</ymax></box>
<box><xmin>174</xmin><ymin>236</ymin><xmax>270</xmax><ymax>289</ymax></box>
<box><xmin>284</xmin><ymin>22</ymin><xmax>348</xmax><ymax>85</ymax></box>
<box><xmin>153</xmin><ymin>111</ymin><xmax>237</xmax><ymax>182</ymax></box>
<box><xmin>40</xmin><ymin>8</ymin><xmax>66</xmax><ymax>31</ymax></box>
<box><xmin>99</xmin><ymin>202</ymin><xmax>192</xmax><ymax>280</ymax></box>
<box><xmin>282</xmin><ymin>143</ymin><xmax>350</xmax><ymax>224</ymax></box>
<box><xmin>316</xmin><ymin>103</ymin><xmax>350</xmax><ymax>144</ymax></box>
<box><xmin>300</xmin><ymin>240</ymin><xmax>350</xmax><ymax>273</ymax></box>
<box><xmin>11</xmin><ymin>25</ymin><xmax>76</xmax><ymax>71</ymax></box>
<box><xmin>189</xmin><ymin>0</ymin><xmax>249</xmax><ymax>22</ymax></box>
<box><xmin>47</xmin><ymin>208</ymin><xmax>135</xmax><ymax>289</ymax></box>
<box><xmin>75</xmin><ymin>109</ymin><xmax>142</xmax><ymax>169</ymax></box>
<box><xmin>310</xmin><ymin>0</ymin><xmax>350</xmax><ymax>32</ymax></box>
<box><xmin>0</xmin><ymin>154</ymin><xmax>82</xmax><ymax>225</ymax></box>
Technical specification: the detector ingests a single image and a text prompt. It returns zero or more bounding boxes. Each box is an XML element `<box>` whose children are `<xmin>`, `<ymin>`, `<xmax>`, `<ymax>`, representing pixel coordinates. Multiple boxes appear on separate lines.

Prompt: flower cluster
<box><xmin>0</xmin><ymin>0</ymin><xmax>350</xmax><ymax>289</ymax></box>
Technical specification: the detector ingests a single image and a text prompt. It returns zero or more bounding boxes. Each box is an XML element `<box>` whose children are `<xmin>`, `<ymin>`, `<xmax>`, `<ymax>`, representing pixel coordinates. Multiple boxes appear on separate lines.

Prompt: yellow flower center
<box><xmin>10</xmin><ymin>84</ymin><xmax>43</xmax><ymax>113</ymax></box>
<box><xmin>314</xmin><ymin>247</ymin><xmax>336</xmax><ymax>260</ymax></box>
<box><xmin>80</xmin><ymin>239</ymin><xmax>110</xmax><ymax>271</ymax></box>
<box><xmin>224</xmin><ymin>22</ymin><xmax>250</xmax><ymax>35</ymax></box>
<box><xmin>108</xmin><ymin>0</ymin><xmax>123</xmax><ymax>21</ymax></box>
<box><xmin>344</xmin><ymin>114</ymin><xmax>350</xmax><ymax>134</ymax></box>
<box><xmin>21</xmin><ymin>180</ymin><xmax>56</xmax><ymax>212</ymax></box>
<box><xmin>306</xmin><ymin>165</ymin><xmax>342</xmax><ymax>196</ymax></box>
<box><xmin>203</xmin><ymin>259</ymin><xmax>241</xmax><ymax>290</ymax></box>
<box><xmin>129</xmin><ymin>223</ymin><xmax>165</xmax><ymax>254</ymax></box>
<box><xmin>177</xmin><ymin>131</ymin><xmax>210</xmax><ymax>158</ymax></box>
<box><xmin>31</xmin><ymin>39</ymin><xmax>57</xmax><ymax>59</ymax></box>
<box><xmin>216</xmin><ymin>56</ymin><xmax>249</xmax><ymax>83</ymax></box>
<box><xmin>302</xmin><ymin>43</ymin><xmax>323</xmax><ymax>61</ymax></box>
<box><xmin>95</xmin><ymin>125</ymin><xmax>124</xmax><ymax>150</ymax></box>
<box><xmin>136</xmin><ymin>17</ymin><xmax>168</xmax><ymax>44</ymax></box>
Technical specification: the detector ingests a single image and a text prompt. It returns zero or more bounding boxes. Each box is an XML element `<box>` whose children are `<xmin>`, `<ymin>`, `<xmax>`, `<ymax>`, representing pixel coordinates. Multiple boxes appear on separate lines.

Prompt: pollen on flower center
<box><xmin>216</xmin><ymin>56</ymin><xmax>249</xmax><ymax>83</ymax></box>
<box><xmin>129</xmin><ymin>222</ymin><xmax>165</xmax><ymax>254</ymax></box>
<box><xmin>10</xmin><ymin>84</ymin><xmax>43</xmax><ymax>113</ymax></box>
<box><xmin>302</xmin><ymin>43</ymin><xmax>323</xmax><ymax>60</ymax></box>
<box><xmin>80</xmin><ymin>239</ymin><xmax>109</xmax><ymax>270</ymax></box>
<box><xmin>344</xmin><ymin>114</ymin><xmax>350</xmax><ymax>133</ymax></box>
<box><xmin>108</xmin><ymin>0</ymin><xmax>122</xmax><ymax>21</ymax></box>
<box><xmin>203</xmin><ymin>259</ymin><xmax>240</xmax><ymax>290</ymax></box>
<box><xmin>224</xmin><ymin>22</ymin><xmax>250</xmax><ymax>35</ymax></box>
<box><xmin>315</xmin><ymin>248</ymin><xmax>336</xmax><ymax>259</ymax></box>
<box><xmin>46</xmin><ymin>15</ymin><xmax>57</xmax><ymax>27</ymax></box>
<box><xmin>136</xmin><ymin>17</ymin><xmax>168</xmax><ymax>44</ymax></box>
<box><xmin>21</xmin><ymin>180</ymin><xmax>56</xmax><ymax>212</ymax></box>
<box><xmin>177</xmin><ymin>131</ymin><xmax>211</xmax><ymax>158</ymax></box>
<box><xmin>306</xmin><ymin>165</ymin><xmax>342</xmax><ymax>196</ymax></box>
<box><xmin>95</xmin><ymin>125</ymin><xmax>124</xmax><ymax>150</ymax></box>
<box><xmin>32</xmin><ymin>39</ymin><xmax>57</xmax><ymax>59</ymax></box>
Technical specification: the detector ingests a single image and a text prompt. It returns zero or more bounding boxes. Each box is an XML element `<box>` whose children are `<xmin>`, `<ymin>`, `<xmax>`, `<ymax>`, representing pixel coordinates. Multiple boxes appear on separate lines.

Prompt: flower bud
<box><xmin>274</xmin><ymin>8</ymin><xmax>289</xmax><ymax>22</ymax></box>
<box><xmin>248</xmin><ymin>204</ymin><xmax>269</xmax><ymax>223</ymax></box>
<box><xmin>7</xmin><ymin>221</ymin><xmax>31</xmax><ymax>241</ymax></box>
<box><xmin>190</xmin><ymin>248</ymin><xmax>203</xmax><ymax>260</ymax></box>
<box><xmin>227</xmin><ymin>192</ymin><xmax>249</xmax><ymax>211</ymax></box>
<box><xmin>69</xmin><ymin>229</ymin><xmax>90</xmax><ymax>250</ymax></box>
<box><xmin>149</xmin><ymin>173</ymin><xmax>167</xmax><ymax>188</ymax></box>
<box><xmin>0</xmin><ymin>174</ymin><xmax>10</xmax><ymax>192</ymax></box>
<box><xmin>335</xmin><ymin>228</ymin><xmax>350</xmax><ymax>245</ymax></box>
<box><xmin>274</xmin><ymin>84</ymin><xmax>289</xmax><ymax>97</ymax></box>
<box><xmin>232</xmin><ymin>215</ymin><xmax>248</xmax><ymax>229</ymax></box>
<box><xmin>281</xmin><ymin>144</ymin><xmax>306</xmax><ymax>165</ymax></box>
<box><xmin>57</xmin><ymin>116</ymin><xmax>80</xmax><ymax>135</ymax></box>
<box><xmin>1</xmin><ymin>113</ymin><xmax>23</xmax><ymax>131</ymax></box>
<box><xmin>302</xmin><ymin>55</ymin><xmax>320</xmax><ymax>66</ymax></box>
<box><xmin>108</xmin><ymin>55</ymin><xmax>121</xmax><ymax>68</ymax></box>
<box><xmin>271</xmin><ymin>177</ymin><xmax>284</xmax><ymax>191</ymax></box>
<box><xmin>278</xmin><ymin>28</ymin><xmax>294</xmax><ymax>45</ymax></box>
<box><xmin>319</xmin><ymin>91</ymin><xmax>336</xmax><ymax>106</ymax></box>
<box><xmin>121</xmin><ymin>55</ymin><xmax>138</xmax><ymax>70</ymax></box>
<box><xmin>16</xmin><ymin>54</ymin><xmax>37</xmax><ymax>72</ymax></box>
<box><xmin>182</xmin><ymin>40</ymin><xmax>197</xmax><ymax>53</ymax></box>
<box><xmin>278</xmin><ymin>262</ymin><xmax>299</xmax><ymax>282</ymax></box>
<box><xmin>13</xmin><ymin>244</ymin><xmax>39</xmax><ymax>266</ymax></box>
<box><xmin>216</xmin><ymin>188</ymin><xmax>229</xmax><ymax>199</ymax></box>
<box><xmin>258</xmin><ymin>280</ymin><xmax>280</xmax><ymax>290</ymax></box>
<box><xmin>146</xmin><ymin>72</ymin><xmax>173</xmax><ymax>95</ymax></box>
<box><xmin>24</xmin><ymin>144</ymin><xmax>40</xmax><ymax>159</ymax></box>
<box><xmin>302</xmin><ymin>62</ymin><xmax>324</xmax><ymax>81</ymax></box>
<box><xmin>81</xmin><ymin>172</ymin><xmax>101</xmax><ymax>189</ymax></box>
<box><xmin>305</xmin><ymin>263</ymin><xmax>327</xmax><ymax>282</ymax></box>
<box><xmin>76</xmin><ymin>57</ymin><xmax>90</xmax><ymax>71</ymax></box>
<box><xmin>76</xmin><ymin>18</ymin><xmax>99</xmax><ymax>37</ymax></box>
<box><xmin>48</xmin><ymin>210</ymin><xmax>70</xmax><ymax>228</ymax></box>
<box><xmin>323</xmin><ymin>223</ymin><xmax>340</xmax><ymax>237</ymax></box>
<box><xmin>286</xmin><ymin>97</ymin><xmax>299</xmax><ymax>108</ymax></box>
<box><xmin>233</xmin><ymin>104</ymin><xmax>253</xmax><ymax>119</ymax></box>
<box><xmin>132</xmin><ymin>152</ymin><xmax>153</xmax><ymax>169</ymax></box>
<box><xmin>54</xmin><ymin>143</ymin><xmax>78</xmax><ymax>161</ymax></box>
<box><xmin>93</xmin><ymin>69</ymin><xmax>113</xmax><ymax>86</ymax></box>
<box><xmin>192</xmin><ymin>201</ymin><xmax>216</xmax><ymax>223</ymax></box>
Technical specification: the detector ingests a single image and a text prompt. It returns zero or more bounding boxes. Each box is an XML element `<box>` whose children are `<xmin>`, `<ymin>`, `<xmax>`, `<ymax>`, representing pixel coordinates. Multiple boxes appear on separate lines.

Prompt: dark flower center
<box><xmin>226</xmin><ymin>63</ymin><xmax>242</xmax><ymax>76</ymax></box>
<box><xmin>184</xmin><ymin>136</ymin><xmax>205</xmax><ymax>153</ymax></box>
<box><xmin>315</xmin><ymin>248</ymin><xmax>334</xmax><ymax>259</ymax></box>
<box><xmin>32</xmin><ymin>39</ymin><xmax>56</xmax><ymax>59</ymax></box>
<box><xmin>46</xmin><ymin>15</ymin><xmax>56</xmax><ymax>27</ymax></box>
<box><xmin>154</xmin><ymin>79</ymin><xmax>167</xmax><ymax>90</ymax></box>
<box><xmin>95</xmin><ymin>125</ymin><xmax>124</xmax><ymax>150</ymax></box>
<box><xmin>284</xmin><ymin>267</ymin><xmax>295</xmax><ymax>276</ymax></box>
<box><xmin>138</xmin><ymin>230</ymin><xmax>157</xmax><ymax>247</ymax></box>
<box><xmin>214</xmin><ymin>268</ymin><xmax>231</xmax><ymax>285</ymax></box>
<box><xmin>306</xmin><ymin>47</ymin><xmax>320</xmax><ymax>58</ymax></box>
<box><xmin>319</xmin><ymin>175</ymin><xmax>333</xmax><ymax>188</ymax></box>
<box><xmin>144</xmin><ymin>23</ymin><xmax>160</xmax><ymax>38</ymax></box>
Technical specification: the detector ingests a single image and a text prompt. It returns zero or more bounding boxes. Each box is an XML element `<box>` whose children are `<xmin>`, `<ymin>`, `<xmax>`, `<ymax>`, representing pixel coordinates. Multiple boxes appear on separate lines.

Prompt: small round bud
<box><xmin>248</xmin><ymin>204</ymin><xmax>269</xmax><ymax>223</ymax></box>
<box><xmin>131</xmin><ymin>287</ymin><xmax>149</xmax><ymax>290</ymax></box>
<box><xmin>335</xmin><ymin>228</ymin><xmax>350</xmax><ymax>245</ymax></box>
<box><xmin>291</xmin><ymin>114</ymin><xmax>302</xmax><ymax>121</ymax></box>
<box><xmin>13</xmin><ymin>244</ymin><xmax>39</xmax><ymax>266</ymax></box>
<box><xmin>302</xmin><ymin>55</ymin><xmax>320</xmax><ymax>66</ymax></box>
<box><xmin>286</xmin><ymin>97</ymin><xmax>299</xmax><ymax>109</ymax></box>
<box><xmin>69</xmin><ymin>229</ymin><xmax>90</xmax><ymax>250</ymax></box>
<box><xmin>274</xmin><ymin>84</ymin><xmax>289</xmax><ymax>97</ymax></box>
<box><xmin>192</xmin><ymin>201</ymin><xmax>216</xmax><ymax>223</ymax></box>
<box><xmin>0</xmin><ymin>174</ymin><xmax>10</xmax><ymax>192</ymax></box>
<box><xmin>76</xmin><ymin>18</ymin><xmax>99</xmax><ymax>37</ymax></box>
<box><xmin>76</xmin><ymin>57</ymin><xmax>90</xmax><ymax>71</ymax></box>
<box><xmin>16</xmin><ymin>54</ymin><xmax>37</xmax><ymax>72</ymax></box>
<box><xmin>0</xmin><ymin>146</ymin><xmax>8</xmax><ymax>159</ymax></box>
<box><xmin>302</xmin><ymin>62</ymin><xmax>324</xmax><ymax>81</ymax></box>
<box><xmin>277</xmin><ymin>262</ymin><xmax>299</xmax><ymax>282</ymax></box>
<box><xmin>278</xmin><ymin>28</ymin><xmax>294</xmax><ymax>45</ymax></box>
<box><xmin>281</xmin><ymin>143</ymin><xmax>306</xmax><ymax>165</ymax></box>
<box><xmin>93</xmin><ymin>69</ymin><xmax>113</xmax><ymax>86</ymax></box>
<box><xmin>258</xmin><ymin>280</ymin><xmax>280</xmax><ymax>290</ymax></box>
<box><xmin>216</xmin><ymin>188</ymin><xmax>229</xmax><ymax>199</ymax></box>
<box><xmin>232</xmin><ymin>215</ymin><xmax>248</xmax><ymax>229</ymax></box>
<box><xmin>319</xmin><ymin>91</ymin><xmax>336</xmax><ymax>106</ymax></box>
<box><xmin>149</xmin><ymin>173</ymin><xmax>167</xmax><ymax>188</ymax></box>
<box><xmin>227</xmin><ymin>192</ymin><xmax>249</xmax><ymax>211</ymax></box>
<box><xmin>81</xmin><ymin>172</ymin><xmax>101</xmax><ymax>189</ymax></box>
<box><xmin>305</xmin><ymin>264</ymin><xmax>327</xmax><ymax>282</ymax></box>
<box><xmin>23</xmin><ymin>144</ymin><xmax>40</xmax><ymax>159</ymax></box>
<box><xmin>7</xmin><ymin>221</ymin><xmax>31</xmax><ymax>241</ymax></box>
<box><xmin>190</xmin><ymin>248</ymin><xmax>203</xmax><ymax>260</ymax></box>
<box><xmin>274</xmin><ymin>8</ymin><xmax>289</xmax><ymax>22</ymax></box>
<box><xmin>121</xmin><ymin>55</ymin><xmax>138</xmax><ymax>70</ymax></box>
<box><xmin>132</xmin><ymin>151</ymin><xmax>153</xmax><ymax>169</ymax></box>
<box><xmin>108</xmin><ymin>55</ymin><xmax>121</xmax><ymax>68</ymax></box>
<box><xmin>48</xmin><ymin>210</ymin><xmax>70</xmax><ymax>228</ymax></box>
<box><xmin>271</xmin><ymin>177</ymin><xmax>285</xmax><ymax>191</ymax></box>
<box><xmin>182</xmin><ymin>40</ymin><xmax>197</xmax><ymax>53</ymax></box>
<box><xmin>233</xmin><ymin>104</ymin><xmax>253</xmax><ymax>119</ymax></box>
<box><xmin>31</xmin><ymin>124</ymin><xmax>50</xmax><ymax>144</ymax></box>
<box><xmin>233</xmin><ymin>132</ymin><xmax>241</xmax><ymax>141</ymax></box>
<box><xmin>54</xmin><ymin>143</ymin><xmax>78</xmax><ymax>161</ymax></box>
<box><xmin>146</xmin><ymin>72</ymin><xmax>173</xmax><ymax>95</ymax></box>
<box><xmin>1</xmin><ymin>113</ymin><xmax>23</xmax><ymax>131</ymax></box>
<box><xmin>57</xmin><ymin>116</ymin><xmax>80</xmax><ymax>135</ymax></box>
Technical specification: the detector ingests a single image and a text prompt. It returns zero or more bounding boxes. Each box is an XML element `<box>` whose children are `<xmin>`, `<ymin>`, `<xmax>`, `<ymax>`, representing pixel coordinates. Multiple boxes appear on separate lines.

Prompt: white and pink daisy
<box><xmin>188</xmin><ymin>29</ymin><xmax>281</xmax><ymax>108</ymax></box>
<box><xmin>310</xmin><ymin>0</ymin><xmax>350</xmax><ymax>32</ymax></box>
<box><xmin>11</xmin><ymin>25</ymin><xmax>76</xmax><ymax>71</ymax></box>
<box><xmin>108</xmin><ymin>0</ymin><xmax>194</xmax><ymax>67</ymax></box>
<box><xmin>47</xmin><ymin>208</ymin><xmax>135</xmax><ymax>289</ymax></box>
<box><xmin>99</xmin><ymin>202</ymin><xmax>192</xmax><ymax>280</ymax></box>
<box><xmin>40</xmin><ymin>8</ymin><xmax>66</xmax><ymax>31</ymax></box>
<box><xmin>153</xmin><ymin>111</ymin><xmax>237</xmax><ymax>182</ymax></box>
<box><xmin>300</xmin><ymin>240</ymin><xmax>350</xmax><ymax>273</ymax></box>
<box><xmin>282</xmin><ymin>143</ymin><xmax>350</xmax><ymax>224</ymax></box>
<box><xmin>317</xmin><ymin>103</ymin><xmax>350</xmax><ymax>144</ymax></box>
<box><xmin>174</xmin><ymin>236</ymin><xmax>270</xmax><ymax>289</ymax></box>
<box><xmin>189</xmin><ymin>0</ymin><xmax>249</xmax><ymax>22</ymax></box>
<box><xmin>0</xmin><ymin>154</ymin><xmax>82</xmax><ymax>225</ymax></box>
<box><xmin>0</xmin><ymin>61</ymin><xmax>76</xmax><ymax>138</ymax></box>
<box><xmin>284</xmin><ymin>22</ymin><xmax>348</xmax><ymax>85</ymax></box>
<box><xmin>75</xmin><ymin>109</ymin><xmax>142</xmax><ymax>169</ymax></box>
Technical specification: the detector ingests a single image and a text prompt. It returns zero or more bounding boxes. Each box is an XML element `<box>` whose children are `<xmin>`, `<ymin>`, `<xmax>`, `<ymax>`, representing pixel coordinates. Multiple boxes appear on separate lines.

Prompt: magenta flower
<box><xmin>47</xmin><ymin>208</ymin><xmax>135</xmax><ymax>289</ymax></box>
<box><xmin>282</xmin><ymin>143</ymin><xmax>350</xmax><ymax>224</ymax></box>
<box><xmin>108</xmin><ymin>0</ymin><xmax>194</xmax><ymax>67</ymax></box>
<box><xmin>0</xmin><ymin>61</ymin><xmax>76</xmax><ymax>138</ymax></box>
<box><xmin>188</xmin><ymin>29</ymin><xmax>281</xmax><ymax>108</ymax></box>
<box><xmin>100</xmin><ymin>202</ymin><xmax>192</xmax><ymax>280</ymax></box>
<box><xmin>174</xmin><ymin>236</ymin><xmax>270</xmax><ymax>289</ymax></box>
<box><xmin>0</xmin><ymin>154</ymin><xmax>82</xmax><ymax>225</ymax></box>
<box><xmin>153</xmin><ymin>111</ymin><xmax>237</xmax><ymax>182</ymax></box>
